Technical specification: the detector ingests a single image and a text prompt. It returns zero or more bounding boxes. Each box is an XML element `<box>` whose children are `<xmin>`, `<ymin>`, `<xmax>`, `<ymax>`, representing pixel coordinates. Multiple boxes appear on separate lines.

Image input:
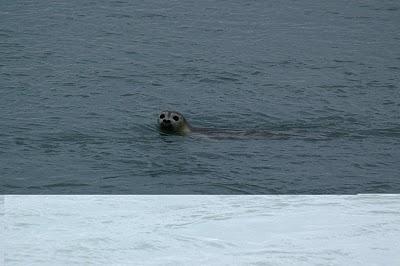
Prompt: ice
<box><xmin>3</xmin><ymin>195</ymin><xmax>400</xmax><ymax>265</ymax></box>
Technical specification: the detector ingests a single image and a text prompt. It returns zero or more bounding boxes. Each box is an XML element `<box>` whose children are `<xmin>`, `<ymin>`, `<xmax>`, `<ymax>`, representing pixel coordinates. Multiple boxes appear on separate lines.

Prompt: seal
<box><xmin>157</xmin><ymin>110</ymin><xmax>288</xmax><ymax>139</ymax></box>
<box><xmin>158</xmin><ymin>111</ymin><xmax>191</xmax><ymax>135</ymax></box>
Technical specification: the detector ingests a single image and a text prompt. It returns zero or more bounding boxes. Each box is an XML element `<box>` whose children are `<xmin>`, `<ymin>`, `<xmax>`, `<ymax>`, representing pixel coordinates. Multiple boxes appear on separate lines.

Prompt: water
<box><xmin>1</xmin><ymin>0</ymin><xmax>399</xmax><ymax>193</ymax></box>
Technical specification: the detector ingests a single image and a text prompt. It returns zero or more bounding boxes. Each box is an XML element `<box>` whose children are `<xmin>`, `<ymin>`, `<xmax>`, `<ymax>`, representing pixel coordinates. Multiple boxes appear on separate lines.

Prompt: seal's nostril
<box><xmin>166</xmin><ymin>120</ymin><xmax>171</xmax><ymax>123</ymax></box>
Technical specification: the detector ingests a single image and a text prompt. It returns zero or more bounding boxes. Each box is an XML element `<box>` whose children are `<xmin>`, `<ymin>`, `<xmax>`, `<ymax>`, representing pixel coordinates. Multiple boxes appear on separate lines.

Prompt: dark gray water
<box><xmin>1</xmin><ymin>0</ymin><xmax>399</xmax><ymax>194</ymax></box>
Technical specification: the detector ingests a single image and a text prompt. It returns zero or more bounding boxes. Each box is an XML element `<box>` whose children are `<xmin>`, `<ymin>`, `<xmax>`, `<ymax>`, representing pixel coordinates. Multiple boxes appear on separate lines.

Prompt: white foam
<box><xmin>3</xmin><ymin>195</ymin><xmax>400</xmax><ymax>265</ymax></box>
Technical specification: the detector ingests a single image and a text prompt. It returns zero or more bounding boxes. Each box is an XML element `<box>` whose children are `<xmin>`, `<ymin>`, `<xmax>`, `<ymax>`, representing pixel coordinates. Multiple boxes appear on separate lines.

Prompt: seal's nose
<box><xmin>163</xmin><ymin>119</ymin><xmax>171</xmax><ymax>124</ymax></box>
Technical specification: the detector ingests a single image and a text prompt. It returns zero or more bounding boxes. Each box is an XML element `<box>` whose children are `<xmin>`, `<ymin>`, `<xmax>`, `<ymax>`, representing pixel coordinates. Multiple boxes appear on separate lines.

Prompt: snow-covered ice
<box><xmin>3</xmin><ymin>195</ymin><xmax>400</xmax><ymax>265</ymax></box>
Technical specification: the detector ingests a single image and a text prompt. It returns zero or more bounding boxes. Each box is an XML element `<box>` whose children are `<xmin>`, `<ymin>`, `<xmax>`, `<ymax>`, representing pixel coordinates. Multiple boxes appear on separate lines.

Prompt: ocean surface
<box><xmin>1</xmin><ymin>0</ymin><xmax>399</xmax><ymax>194</ymax></box>
<box><xmin>3</xmin><ymin>195</ymin><xmax>400</xmax><ymax>265</ymax></box>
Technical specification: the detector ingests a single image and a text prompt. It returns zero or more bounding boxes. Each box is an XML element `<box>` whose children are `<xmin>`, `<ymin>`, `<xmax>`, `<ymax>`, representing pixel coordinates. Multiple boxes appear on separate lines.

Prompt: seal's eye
<box><xmin>173</xmin><ymin>115</ymin><xmax>179</xmax><ymax>121</ymax></box>
<box><xmin>160</xmin><ymin>114</ymin><xmax>165</xmax><ymax>119</ymax></box>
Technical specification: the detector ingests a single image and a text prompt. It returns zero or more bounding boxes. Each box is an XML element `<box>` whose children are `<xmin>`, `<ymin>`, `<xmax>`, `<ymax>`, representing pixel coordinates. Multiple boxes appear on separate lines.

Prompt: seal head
<box><xmin>158</xmin><ymin>111</ymin><xmax>191</xmax><ymax>135</ymax></box>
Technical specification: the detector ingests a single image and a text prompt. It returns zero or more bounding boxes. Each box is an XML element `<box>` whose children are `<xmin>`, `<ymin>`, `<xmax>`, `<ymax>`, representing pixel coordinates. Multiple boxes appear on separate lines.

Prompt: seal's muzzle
<box><xmin>160</xmin><ymin>120</ymin><xmax>174</xmax><ymax>132</ymax></box>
